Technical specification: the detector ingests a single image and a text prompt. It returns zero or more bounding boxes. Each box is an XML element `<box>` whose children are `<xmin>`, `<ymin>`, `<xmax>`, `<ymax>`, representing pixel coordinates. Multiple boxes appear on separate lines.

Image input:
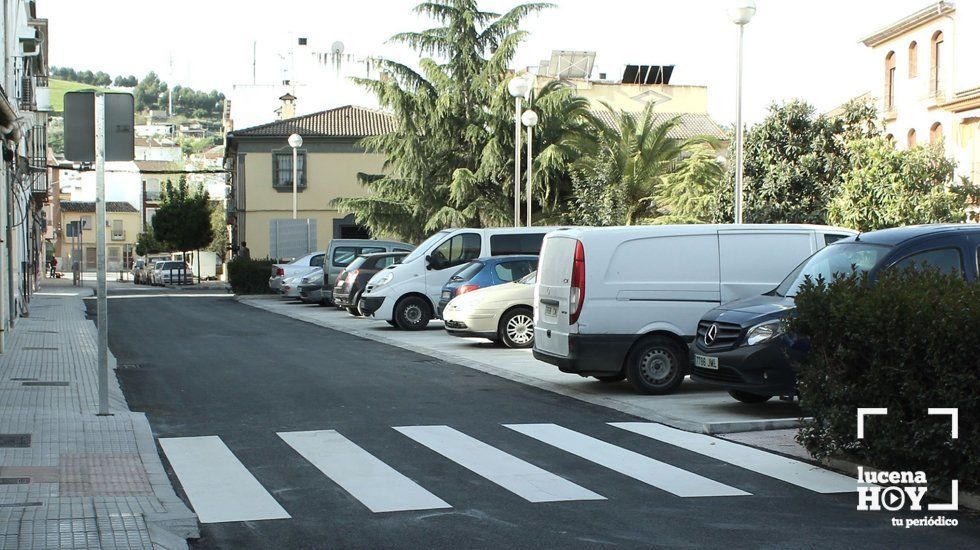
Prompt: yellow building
<box><xmin>224</xmin><ymin>105</ymin><xmax>393</xmax><ymax>260</ymax></box>
<box><xmin>56</xmin><ymin>201</ymin><xmax>140</xmax><ymax>271</ymax></box>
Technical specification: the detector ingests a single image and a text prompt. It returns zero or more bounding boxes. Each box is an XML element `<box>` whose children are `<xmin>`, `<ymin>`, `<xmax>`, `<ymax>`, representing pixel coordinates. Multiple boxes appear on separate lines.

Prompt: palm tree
<box><xmin>576</xmin><ymin>103</ymin><xmax>712</xmax><ymax>225</ymax></box>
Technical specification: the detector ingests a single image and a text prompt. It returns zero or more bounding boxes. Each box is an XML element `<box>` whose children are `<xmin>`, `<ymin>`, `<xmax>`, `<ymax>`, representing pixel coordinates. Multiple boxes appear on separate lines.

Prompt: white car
<box><xmin>269</xmin><ymin>252</ymin><xmax>325</xmax><ymax>292</ymax></box>
<box><xmin>280</xmin><ymin>270</ymin><xmax>319</xmax><ymax>299</ymax></box>
<box><xmin>443</xmin><ymin>271</ymin><xmax>537</xmax><ymax>348</ymax></box>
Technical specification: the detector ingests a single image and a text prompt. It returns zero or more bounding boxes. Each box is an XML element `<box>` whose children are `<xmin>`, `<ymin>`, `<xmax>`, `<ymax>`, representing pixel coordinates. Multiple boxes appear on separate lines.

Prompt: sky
<box><xmin>37</xmin><ymin>0</ymin><xmax>931</xmax><ymax>125</ymax></box>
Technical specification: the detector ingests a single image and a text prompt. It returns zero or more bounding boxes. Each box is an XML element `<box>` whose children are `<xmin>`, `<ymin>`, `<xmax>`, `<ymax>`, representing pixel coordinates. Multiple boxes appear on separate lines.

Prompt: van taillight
<box><xmin>569</xmin><ymin>240</ymin><xmax>585</xmax><ymax>325</ymax></box>
<box><xmin>276</xmin><ymin>267</ymin><xmax>284</xmax><ymax>276</ymax></box>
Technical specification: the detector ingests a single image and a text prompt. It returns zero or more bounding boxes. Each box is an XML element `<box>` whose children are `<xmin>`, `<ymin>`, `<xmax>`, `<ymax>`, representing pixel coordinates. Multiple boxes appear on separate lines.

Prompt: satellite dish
<box><xmin>331</xmin><ymin>41</ymin><xmax>345</xmax><ymax>55</ymax></box>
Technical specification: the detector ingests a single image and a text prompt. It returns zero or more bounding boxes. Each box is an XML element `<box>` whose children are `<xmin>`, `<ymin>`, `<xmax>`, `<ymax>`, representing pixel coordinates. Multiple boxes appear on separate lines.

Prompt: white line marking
<box><xmin>278</xmin><ymin>430</ymin><xmax>451</xmax><ymax>513</ymax></box>
<box><xmin>610</xmin><ymin>422</ymin><xmax>855</xmax><ymax>493</ymax></box>
<box><xmin>394</xmin><ymin>425</ymin><xmax>604</xmax><ymax>503</ymax></box>
<box><xmin>506</xmin><ymin>423</ymin><xmax>749</xmax><ymax>498</ymax></box>
<box><xmin>159</xmin><ymin>436</ymin><xmax>291</xmax><ymax>523</ymax></box>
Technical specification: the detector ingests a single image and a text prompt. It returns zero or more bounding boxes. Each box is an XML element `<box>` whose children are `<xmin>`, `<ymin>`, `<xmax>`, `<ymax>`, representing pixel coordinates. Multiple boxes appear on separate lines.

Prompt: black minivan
<box><xmin>691</xmin><ymin>224</ymin><xmax>980</xmax><ymax>403</ymax></box>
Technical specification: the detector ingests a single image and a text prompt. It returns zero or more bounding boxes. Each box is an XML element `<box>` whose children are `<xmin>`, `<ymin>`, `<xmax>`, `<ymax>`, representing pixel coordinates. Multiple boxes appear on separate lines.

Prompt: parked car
<box><xmin>360</xmin><ymin>227</ymin><xmax>555</xmax><ymax>330</ymax></box>
<box><xmin>154</xmin><ymin>260</ymin><xmax>194</xmax><ymax>285</ymax></box>
<box><xmin>691</xmin><ymin>224</ymin><xmax>980</xmax><ymax>404</ymax></box>
<box><xmin>131</xmin><ymin>259</ymin><xmax>146</xmax><ymax>284</ymax></box>
<box><xmin>437</xmin><ymin>255</ymin><xmax>538</xmax><ymax>317</ymax></box>
<box><xmin>281</xmin><ymin>270</ymin><xmax>317</xmax><ymax>299</ymax></box>
<box><xmin>298</xmin><ymin>270</ymin><xmax>327</xmax><ymax>304</ymax></box>
<box><xmin>320</xmin><ymin>239</ymin><xmax>414</xmax><ymax>305</ymax></box>
<box><xmin>532</xmin><ymin>224</ymin><xmax>856</xmax><ymax>395</ymax></box>
<box><xmin>334</xmin><ymin>251</ymin><xmax>408</xmax><ymax>315</ymax></box>
<box><xmin>443</xmin><ymin>271</ymin><xmax>538</xmax><ymax>348</ymax></box>
<box><xmin>270</xmin><ymin>252</ymin><xmax>325</xmax><ymax>292</ymax></box>
<box><xmin>149</xmin><ymin>261</ymin><xmax>167</xmax><ymax>285</ymax></box>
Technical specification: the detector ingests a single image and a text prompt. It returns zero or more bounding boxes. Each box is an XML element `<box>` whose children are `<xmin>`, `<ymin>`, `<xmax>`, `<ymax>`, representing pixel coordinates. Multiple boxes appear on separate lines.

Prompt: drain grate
<box><xmin>23</xmin><ymin>347</ymin><xmax>58</xmax><ymax>351</ymax></box>
<box><xmin>0</xmin><ymin>477</ymin><xmax>30</xmax><ymax>485</ymax></box>
<box><xmin>22</xmin><ymin>381</ymin><xmax>69</xmax><ymax>387</ymax></box>
<box><xmin>0</xmin><ymin>434</ymin><xmax>31</xmax><ymax>448</ymax></box>
<box><xmin>0</xmin><ymin>502</ymin><xmax>42</xmax><ymax>507</ymax></box>
<box><xmin>9</xmin><ymin>377</ymin><xmax>38</xmax><ymax>381</ymax></box>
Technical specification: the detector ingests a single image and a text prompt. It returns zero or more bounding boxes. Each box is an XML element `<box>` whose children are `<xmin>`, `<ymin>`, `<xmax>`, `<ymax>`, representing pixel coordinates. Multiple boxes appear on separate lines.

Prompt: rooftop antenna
<box><xmin>168</xmin><ymin>53</ymin><xmax>174</xmax><ymax>116</ymax></box>
<box><xmin>252</xmin><ymin>40</ymin><xmax>257</xmax><ymax>85</ymax></box>
<box><xmin>331</xmin><ymin>41</ymin><xmax>345</xmax><ymax>77</ymax></box>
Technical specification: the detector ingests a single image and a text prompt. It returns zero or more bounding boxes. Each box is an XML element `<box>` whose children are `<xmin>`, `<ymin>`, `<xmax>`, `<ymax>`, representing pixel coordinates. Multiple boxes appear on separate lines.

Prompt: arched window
<box><xmin>907</xmin><ymin>129</ymin><xmax>917</xmax><ymax>148</ymax></box>
<box><xmin>908</xmin><ymin>41</ymin><xmax>918</xmax><ymax>77</ymax></box>
<box><xmin>885</xmin><ymin>51</ymin><xmax>896</xmax><ymax>109</ymax></box>
<box><xmin>930</xmin><ymin>122</ymin><xmax>943</xmax><ymax>143</ymax></box>
<box><xmin>885</xmin><ymin>133</ymin><xmax>895</xmax><ymax>144</ymax></box>
<box><xmin>931</xmin><ymin>31</ymin><xmax>944</xmax><ymax>94</ymax></box>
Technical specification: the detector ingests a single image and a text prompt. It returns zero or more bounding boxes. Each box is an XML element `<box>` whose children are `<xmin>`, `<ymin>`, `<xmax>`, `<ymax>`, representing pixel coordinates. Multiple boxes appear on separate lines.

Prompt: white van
<box><xmin>359</xmin><ymin>227</ymin><xmax>556</xmax><ymax>330</ymax></box>
<box><xmin>532</xmin><ymin>224</ymin><xmax>856</xmax><ymax>394</ymax></box>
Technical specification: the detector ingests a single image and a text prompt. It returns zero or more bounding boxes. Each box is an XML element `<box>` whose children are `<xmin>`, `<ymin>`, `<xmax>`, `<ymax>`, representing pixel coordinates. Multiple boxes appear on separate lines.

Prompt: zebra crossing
<box><xmin>160</xmin><ymin>422</ymin><xmax>856</xmax><ymax>524</ymax></box>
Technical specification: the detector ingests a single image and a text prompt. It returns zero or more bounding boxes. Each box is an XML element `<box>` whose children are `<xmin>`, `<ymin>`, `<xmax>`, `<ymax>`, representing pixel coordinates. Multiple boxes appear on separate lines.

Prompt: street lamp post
<box><xmin>288</xmin><ymin>133</ymin><xmax>303</xmax><ymax>219</ymax></box>
<box><xmin>508</xmin><ymin>75</ymin><xmax>530</xmax><ymax>227</ymax></box>
<box><xmin>521</xmin><ymin>109</ymin><xmax>538</xmax><ymax>227</ymax></box>
<box><xmin>729</xmin><ymin>0</ymin><xmax>756</xmax><ymax>224</ymax></box>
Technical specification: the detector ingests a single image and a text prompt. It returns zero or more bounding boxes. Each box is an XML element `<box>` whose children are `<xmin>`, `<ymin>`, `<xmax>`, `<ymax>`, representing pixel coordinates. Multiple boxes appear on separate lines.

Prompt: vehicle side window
<box><xmin>360</xmin><ymin>247</ymin><xmax>385</xmax><ymax>256</ymax></box>
<box><xmin>494</xmin><ymin>260</ymin><xmax>535</xmax><ymax>282</ymax></box>
<box><xmin>378</xmin><ymin>256</ymin><xmax>397</xmax><ymax>268</ymax></box>
<box><xmin>824</xmin><ymin>233</ymin><xmax>850</xmax><ymax>246</ymax></box>
<box><xmin>490</xmin><ymin>233</ymin><xmax>546</xmax><ymax>255</ymax></box>
<box><xmin>331</xmin><ymin>248</ymin><xmax>356</xmax><ymax>267</ymax></box>
<box><xmin>431</xmin><ymin>233</ymin><xmax>481</xmax><ymax>268</ymax></box>
<box><xmin>891</xmin><ymin>247</ymin><xmax>963</xmax><ymax>276</ymax></box>
<box><xmin>311</xmin><ymin>254</ymin><xmax>325</xmax><ymax>267</ymax></box>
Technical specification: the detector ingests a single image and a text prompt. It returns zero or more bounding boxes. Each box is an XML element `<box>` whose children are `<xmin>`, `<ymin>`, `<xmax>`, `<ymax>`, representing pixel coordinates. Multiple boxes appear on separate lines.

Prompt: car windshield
<box><xmin>403</xmin><ymin>230</ymin><xmax>452</xmax><ymax>263</ymax></box>
<box><xmin>517</xmin><ymin>271</ymin><xmax>537</xmax><ymax>285</ymax></box>
<box><xmin>773</xmin><ymin>242</ymin><xmax>891</xmax><ymax>297</ymax></box>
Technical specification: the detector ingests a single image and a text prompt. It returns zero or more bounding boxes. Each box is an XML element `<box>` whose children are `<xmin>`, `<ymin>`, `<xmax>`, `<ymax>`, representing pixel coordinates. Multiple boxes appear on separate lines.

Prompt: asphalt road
<box><xmin>99</xmin><ymin>287</ymin><xmax>978</xmax><ymax>549</ymax></box>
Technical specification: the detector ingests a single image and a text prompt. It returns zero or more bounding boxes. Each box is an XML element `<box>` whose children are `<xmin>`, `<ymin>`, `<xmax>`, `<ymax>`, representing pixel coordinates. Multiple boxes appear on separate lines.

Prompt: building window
<box><xmin>885</xmin><ymin>133</ymin><xmax>895</xmax><ymax>144</ymax></box>
<box><xmin>930</xmin><ymin>122</ymin><xmax>943</xmax><ymax>144</ymax></box>
<box><xmin>272</xmin><ymin>151</ymin><xmax>307</xmax><ymax>189</ymax></box>
<box><xmin>931</xmin><ymin>31</ymin><xmax>943</xmax><ymax>94</ymax></box>
<box><xmin>884</xmin><ymin>51</ymin><xmax>896</xmax><ymax>110</ymax></box>
<box><xmin>908</xmin><ymin>41</ymin><xmax>918</xmax><ymax>78</ymax></box>
<box><xmin>907</xmin><ymin>129</ymin><xmax>917</xmax><ymax>148</ymax></box>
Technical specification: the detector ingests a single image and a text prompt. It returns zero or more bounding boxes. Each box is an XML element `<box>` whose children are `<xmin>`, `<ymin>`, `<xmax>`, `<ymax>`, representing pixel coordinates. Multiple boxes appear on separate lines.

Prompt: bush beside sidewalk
<box><xmin>0</xmin><ymin>278</ymin><xmax>197</xmax><ymax>549</ymax></box>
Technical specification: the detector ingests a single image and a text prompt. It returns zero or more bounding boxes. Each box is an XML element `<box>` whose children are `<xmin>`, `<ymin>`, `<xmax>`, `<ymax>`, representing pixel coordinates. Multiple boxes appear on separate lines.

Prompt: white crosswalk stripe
<box><xmin>159</xmin><ymin>436</ymin><xmax>291</xmax><ymax>524</ymax></box>
<box><xmin>505</xmin><ymin>423</ymin><xmax>750</xmax><ymax>498</ymax></box>
<box><xmin>394</xmin><ymin>425</ymin><xmax>605</xmax><ymax>503</ymax></box>
<box><xmin>609</xmin><ymin>422</ymin><xmax>856</xmax><ymax>493</ymax></box>
<box><xmin>278</xmin><ymin>430</ymin><xmax>451</xmax><ymax>513</ymax></box>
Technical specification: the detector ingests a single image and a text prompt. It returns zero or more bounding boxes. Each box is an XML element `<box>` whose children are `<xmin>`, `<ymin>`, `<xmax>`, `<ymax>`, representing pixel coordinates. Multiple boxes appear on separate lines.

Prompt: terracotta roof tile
<box><xmin>230</xmin><ymin>105</ymin><xmax>395</xmax><ymax>139</ymax></box>
<box><xmin>60</xmin><ymin>201</ymin><xmax>138</xmax><ymax>213</ymax></box>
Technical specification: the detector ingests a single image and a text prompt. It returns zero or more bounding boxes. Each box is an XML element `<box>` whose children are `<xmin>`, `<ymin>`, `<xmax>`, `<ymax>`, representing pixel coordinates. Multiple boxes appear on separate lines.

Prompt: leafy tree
<box><xmin>334</xmin><ymin>0</ymin><xmax>591</xmax><ymax>241</ymax></box>
<box><xmin>94</xmin><ymin>71</ymin><xmax>112</xmax><ymax>86</ymax></box>
<box><xmin>135</xmin><ymin>227</ymin><xmax>168</xmax><ymax>256</ymax></box>
<box><xmin>732</xmin><ymin>99</ymin><xmax>879</xmax><ymax>224</ymax></box>
<box><xmin>652</xmin><ymin>145</ymin><xmax>728</xmax><ymax>224</ymax></box>
<box><xmin>563</xmin><ymin>152</ymin><xmax>626</xmax><ymax>226</ymax></box>
<box><xmin>134</xmin><ymin>71</ymin><xmax>168</xmax><ymax>111</ymax></box>
<box><xmin>152</xmin><ymin>177</ymin><xmax>213</xmax><ymax>258</ymax></box>
<box><xmin>828</xmin><ymin>138</ymin><xmax>977</xmax><ymax>231</ymax></box>
<box><xmin>208</xmin><ymin>200</ymin><xmax>228</xmax><ymax>262</ymax></box>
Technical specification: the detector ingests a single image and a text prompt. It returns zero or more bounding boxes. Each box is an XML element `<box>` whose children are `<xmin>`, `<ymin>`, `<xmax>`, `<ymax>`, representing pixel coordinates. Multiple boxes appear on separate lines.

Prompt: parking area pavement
<box><xmin>239</xmin><ymin>297</ymin><xmax>807</xmax><ymax>436</ymax></box>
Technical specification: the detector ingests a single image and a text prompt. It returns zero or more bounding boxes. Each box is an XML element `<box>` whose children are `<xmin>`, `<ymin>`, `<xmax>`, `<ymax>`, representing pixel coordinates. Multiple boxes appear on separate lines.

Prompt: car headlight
<box><xmin>372</xmin><ymin>272</ymin><xmax>394</xmax><ymax>288</ymax></box>
<box><xmin>745</xmin><ymin>320</ymin><xmax>785</xmax><ymax>346</ymax></box>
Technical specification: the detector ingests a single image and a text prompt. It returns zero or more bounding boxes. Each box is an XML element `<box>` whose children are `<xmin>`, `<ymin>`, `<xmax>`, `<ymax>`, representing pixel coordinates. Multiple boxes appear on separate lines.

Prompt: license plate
<box><xmin>441</xmin><ymin>291</ymin><xmax>450</xmax><ymax>299</ymax></box>
<box><xmin>544</xmin><ymin>304</ymin><xmax>558</xmax><ymax>316</ymax></box>
<box><xmin>694</xmin><ymin>355</ymin><xmax>718</xmax><ymax>370</ymax></box>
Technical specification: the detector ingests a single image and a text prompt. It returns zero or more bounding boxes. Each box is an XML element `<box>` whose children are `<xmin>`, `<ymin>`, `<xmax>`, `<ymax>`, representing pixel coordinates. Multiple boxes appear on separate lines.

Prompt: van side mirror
<box><xmin>425</xmin><ymin>255</ymin><xmax>437</xmax><ymax>270</ymax></box>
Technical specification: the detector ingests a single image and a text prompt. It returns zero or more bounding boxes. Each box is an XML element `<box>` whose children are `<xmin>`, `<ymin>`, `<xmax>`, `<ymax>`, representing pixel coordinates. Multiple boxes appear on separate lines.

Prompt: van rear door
<box><xmin>534</xmin><ymin>234</ymin><xmax>578</xmax><ymax>357</ymax></box>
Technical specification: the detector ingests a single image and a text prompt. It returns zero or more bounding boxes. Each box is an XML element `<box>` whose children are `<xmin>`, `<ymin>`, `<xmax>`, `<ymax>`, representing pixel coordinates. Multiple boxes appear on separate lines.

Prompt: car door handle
<box><xmin>540</xmin><ymin>298</ymin><xmax>559</xmax><ymax>306</ymax></box>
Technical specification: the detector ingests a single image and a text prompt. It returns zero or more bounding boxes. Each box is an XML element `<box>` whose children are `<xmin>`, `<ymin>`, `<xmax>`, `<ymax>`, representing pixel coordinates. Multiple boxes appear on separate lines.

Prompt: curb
<box><xmin>236</xmin><ymin>296</ymin><xmax>797</xmax><ymax>435</ymax></box>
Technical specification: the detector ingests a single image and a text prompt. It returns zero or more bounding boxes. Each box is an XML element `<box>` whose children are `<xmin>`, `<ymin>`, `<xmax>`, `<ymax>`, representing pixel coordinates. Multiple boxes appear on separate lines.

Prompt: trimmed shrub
<box><xmin>227</xmin><ymin>257</ymin><xmax>276</xmax><ymax>295</ymax></box>
<box><xmin>790</xmin><ymin>268</ymin><xmax>978</xmax><ymax>492</ymax></box>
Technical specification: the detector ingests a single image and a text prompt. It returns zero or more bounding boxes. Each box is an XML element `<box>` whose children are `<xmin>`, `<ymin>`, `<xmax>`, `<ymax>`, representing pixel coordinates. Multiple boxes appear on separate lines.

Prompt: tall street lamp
<box><xmin>288</xmin><ymin>133</ymin><xmax>303</xmax><ymax>219</ymax></box>
<box><xmin>729</xmin><ymin>0</ymin><xmax>756</xmax><ymax>224</ymax></box>
<box><xmin>508</xmin><ymin>75</ymin><xmax>530</xmax><ymax>227</ymax></box>
<box><xmin>521</xmin><ymin>109</ymin><xmax>538</xmax><ymax>227</ymax></box>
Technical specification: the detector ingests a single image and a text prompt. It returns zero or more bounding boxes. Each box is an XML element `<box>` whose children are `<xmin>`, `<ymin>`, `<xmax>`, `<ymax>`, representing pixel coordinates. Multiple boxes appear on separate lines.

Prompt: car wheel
<box><xmin>356</xmin><ymin>295</ymin><xmax>370</xmax><ymax>317</ymax></box>
<box><xmin>394</xmin><ymin>296</ymin><xmax>431</xmax><ymax>330</ymax></box>
<box><xmin>595</xmin><ymin>374</ymin><xmax>626</xmax><ymax>382</ymax></box>
<box><xmin>346</xmin><ymin>306</ymin><xmax>361</xmax><ymax>317</ymax></box>
<box><xmin>499</xmin><ymin>307</ymin><xmax>534</xmax><ymax>349</ymax></box>
<box><xmin>625</xmin><ymin>336</ymin><xmax>686</xmax><ymax>395</ymax></box>
<box><xmin>727</xmin><ymin>390</ymin><xmax>773</xmax><ymax>404</ymax></box>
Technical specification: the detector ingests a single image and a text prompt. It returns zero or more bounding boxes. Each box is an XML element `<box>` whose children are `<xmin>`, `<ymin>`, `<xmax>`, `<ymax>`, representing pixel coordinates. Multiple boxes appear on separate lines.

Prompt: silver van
<box><xmin>321</xmin><ymin>239</ymin><xmax>414</xmax><ymax>304</ymax></box>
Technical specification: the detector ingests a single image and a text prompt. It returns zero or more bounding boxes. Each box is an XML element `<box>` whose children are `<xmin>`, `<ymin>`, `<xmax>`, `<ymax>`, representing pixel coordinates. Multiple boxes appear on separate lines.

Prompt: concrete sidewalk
<box><xmin>240</xmin><ymin>297</ymin><xmax>806</xmax><ymax>435</ymax></box>
<box><xmin>0</xmin><ymin>279</ymin><xmax>197</xmax><ymax>549</ymax></box>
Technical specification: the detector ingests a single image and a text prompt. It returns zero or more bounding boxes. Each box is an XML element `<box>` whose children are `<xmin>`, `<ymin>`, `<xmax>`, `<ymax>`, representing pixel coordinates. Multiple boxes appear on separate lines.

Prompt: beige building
<box><xmin>224</xmin><ymin>105</ymin><xmax>394</xmax><ymax>260</ymax></box>
<box><xmin>56</xmin><ymin>201</ymin><xmax>140</xmax><ymax>272</ymax></box>
<box><xmin>861</xmin><ymin>1</ymin><xmax>980</xmax><ymax>186</ymax></box>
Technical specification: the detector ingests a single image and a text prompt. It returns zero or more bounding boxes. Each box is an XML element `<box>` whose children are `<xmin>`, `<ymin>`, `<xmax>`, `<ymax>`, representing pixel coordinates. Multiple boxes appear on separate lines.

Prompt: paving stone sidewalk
<box><xmin>0</xmin><ymin>280</ymin><xmax>197</xmax><ymax>549</ymax></box>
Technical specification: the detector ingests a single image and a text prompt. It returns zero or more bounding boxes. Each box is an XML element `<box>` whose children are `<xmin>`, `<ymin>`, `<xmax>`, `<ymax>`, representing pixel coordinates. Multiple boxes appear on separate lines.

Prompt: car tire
<box><xmin>498</xmin><ymin>307</ymin><xmax>534</xmax><ymax>349</ymax></box>
<box><xmin>394</xmin><ymin>296</ymin><xmax>431</xmax><ymax>331</ymax></box>
<box><xmin>595</xmin><ymin>374</ymin><xmax>626</xmax><ymax>382</ymax></box>
<box><xmin>385</xmin><ymin>320</ymin><xmax>398</xmax><ymax>327</ymax></box>
<box><xmin>727</xmin><ymin>390</ymin><xmax>773</xmax><ymax>404</ymax></box>
<box><xmin>625</xmin><ymin>336</ymin><xmax>686</xmax><ymax>395</ymax></box>
<box><xmin>356</xmin><ymin>295</ymin><xmax>370</xmax><ymax>317</ymax></box>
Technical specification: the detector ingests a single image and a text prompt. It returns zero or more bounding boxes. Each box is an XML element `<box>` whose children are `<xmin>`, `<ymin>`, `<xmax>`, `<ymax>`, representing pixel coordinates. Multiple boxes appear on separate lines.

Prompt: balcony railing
<box><xmin>111</xmin><ymin>230</ymin><xmax>126</xmax><ymax>241</ymax></box>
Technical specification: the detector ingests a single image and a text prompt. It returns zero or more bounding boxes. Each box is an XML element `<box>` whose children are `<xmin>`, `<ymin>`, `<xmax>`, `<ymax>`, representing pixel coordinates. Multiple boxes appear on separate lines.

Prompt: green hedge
<box><xmin>226</xmin><ymin>257</ymin><xmax>276</xmax><ymax>295</ymax></box>
<box><xmin>790</xmin><ymin>268</ymin><xmax>978</xmax><ymax>492</ymax></box>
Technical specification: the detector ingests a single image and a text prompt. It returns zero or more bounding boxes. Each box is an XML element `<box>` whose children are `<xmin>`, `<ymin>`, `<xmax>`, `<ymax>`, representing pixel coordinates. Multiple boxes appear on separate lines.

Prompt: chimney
<box><xmin>278</xmin><ymin>93</ymin><xmax>297</xmax><ymax>120</ymax></box>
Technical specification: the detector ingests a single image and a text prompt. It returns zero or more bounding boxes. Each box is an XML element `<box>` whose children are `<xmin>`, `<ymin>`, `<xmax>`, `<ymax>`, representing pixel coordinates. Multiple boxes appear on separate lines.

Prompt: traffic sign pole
<box><xmin>95</xmin><ymin>92</ymin><xmax>110</xmax><ymax>416</ymax></box>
